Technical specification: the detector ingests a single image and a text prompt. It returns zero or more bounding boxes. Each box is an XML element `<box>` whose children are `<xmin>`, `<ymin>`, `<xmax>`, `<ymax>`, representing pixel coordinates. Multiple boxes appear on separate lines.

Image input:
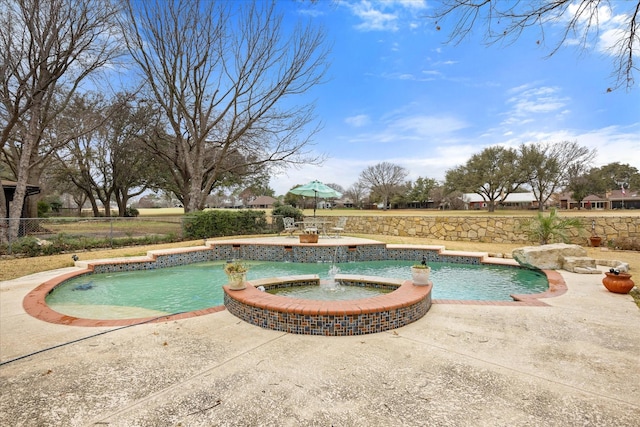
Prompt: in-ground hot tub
<box><xmin>223</xmin><ymin>274</ymin><xmax>432</xmax><ymax>336</ymax></box>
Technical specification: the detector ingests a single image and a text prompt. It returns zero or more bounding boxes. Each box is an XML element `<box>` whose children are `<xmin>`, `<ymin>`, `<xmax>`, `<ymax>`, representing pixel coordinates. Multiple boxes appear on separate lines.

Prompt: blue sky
<box><xmin>269</xmin><ymin>0</ymin><xmax>640</xmax><ymax>196</ymax></box>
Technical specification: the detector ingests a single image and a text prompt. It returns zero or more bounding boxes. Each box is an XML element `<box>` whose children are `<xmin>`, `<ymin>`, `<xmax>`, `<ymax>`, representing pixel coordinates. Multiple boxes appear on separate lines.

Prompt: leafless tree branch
<box><xmin>432</xmin><ymin>0</ymin><xmax>639</xmax><ymax>91</ymax></box>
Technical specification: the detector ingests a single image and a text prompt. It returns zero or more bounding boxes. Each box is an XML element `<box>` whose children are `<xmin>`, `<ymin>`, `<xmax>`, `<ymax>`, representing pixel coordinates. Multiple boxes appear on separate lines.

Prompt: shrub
<box><xmin>124</xmin><ymin>207</ymin><xmax>139</xmax><ymax>217</ymax></box>
<box><xmin>0</xmin><ymin>231</ymin><xmax>182</xmax><ymax>257</ymax></box>
<box><xmin>182</xmin><ymin>210</ymin><xmax>268</xmax><ymax>239</ymax></box>
<box><xmin>271</xmin><ymin>204</ymin><xmax>304</xmax><ymax>231</ymax></box>
<box><xmin>37</xmin><ymin>201</ymin><xmax>50</xmax><ymax>217</ymax></box>
<box><xmin>520</xmin><ymin>209</ymin><xmax>585</xmax><ymax>245</ymax></box>
<box><xmin>610</xmin><ymin>237</ymin><xmax>640</xmax><ymax>251</ymax></box>
<box><xmin>8</xmin><ymin>236</ymin><xmax>42</xmax><ymax>256</ymax></box>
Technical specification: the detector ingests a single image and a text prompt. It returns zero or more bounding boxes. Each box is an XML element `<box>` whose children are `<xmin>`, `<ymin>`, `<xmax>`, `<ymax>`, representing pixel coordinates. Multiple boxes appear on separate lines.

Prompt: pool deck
<box><xmin>1</xmin><ymin>237</ymin><xmax>639</xmax><ymax>425</ymax></box>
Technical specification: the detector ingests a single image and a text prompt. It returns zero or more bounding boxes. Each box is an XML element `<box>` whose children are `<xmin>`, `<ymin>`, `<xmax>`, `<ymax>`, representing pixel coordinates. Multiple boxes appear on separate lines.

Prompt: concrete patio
<box><xmin>1</xmin><ymin>243</ymin><xmax>639</xmax><ymax>426</ymax></box>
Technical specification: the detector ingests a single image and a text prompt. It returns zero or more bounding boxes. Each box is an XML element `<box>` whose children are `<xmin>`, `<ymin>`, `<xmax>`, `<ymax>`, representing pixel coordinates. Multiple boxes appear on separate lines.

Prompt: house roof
<box><xmin>248</xmin><ymin>195</ymin><xmax>277</xmax><ymax>206</ymax></box>
<box><xmin>2</xmin><ymin>180</ymin><xmax>41</xmax><ymax>196</ymax></box>
<box><xmin>608</xmin><ymin>189</ymin><xmax>639</xmax><ymax>200</ymax></box>
<box><xmin>558</xmin><ymin>189</ymin><xmax>637</xmax><ymax>203</ymax></box>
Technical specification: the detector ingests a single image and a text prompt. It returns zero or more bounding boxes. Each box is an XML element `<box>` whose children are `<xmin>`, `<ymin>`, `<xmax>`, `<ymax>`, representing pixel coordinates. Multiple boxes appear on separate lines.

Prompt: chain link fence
<box><xmin>1</xmin><ymin>215</ymin><xmax>285</xmax><ymax>256</ymax></box>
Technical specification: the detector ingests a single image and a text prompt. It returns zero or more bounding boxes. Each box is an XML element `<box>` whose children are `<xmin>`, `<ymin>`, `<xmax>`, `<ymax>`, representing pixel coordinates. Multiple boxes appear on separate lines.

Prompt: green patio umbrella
<box><xmin>289</xmin><ymin>180</ymin><xmax>343</xmax><ymax>216</ymax></box>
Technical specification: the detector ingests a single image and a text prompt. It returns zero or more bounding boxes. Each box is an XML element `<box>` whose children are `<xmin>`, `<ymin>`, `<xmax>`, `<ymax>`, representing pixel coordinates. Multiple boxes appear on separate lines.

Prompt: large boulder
<box><xmin>512</xmin><ymin>243</ymin><xmax>587</xmax><ymax>270</ymax></box>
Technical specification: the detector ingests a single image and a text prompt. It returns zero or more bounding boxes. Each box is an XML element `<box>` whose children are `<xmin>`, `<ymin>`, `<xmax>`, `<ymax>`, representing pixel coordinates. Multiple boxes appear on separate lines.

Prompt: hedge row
<box><xmin>182</xmin><ymin>210</ymin><xmax>268</xmax><ymax>239</ymax></box>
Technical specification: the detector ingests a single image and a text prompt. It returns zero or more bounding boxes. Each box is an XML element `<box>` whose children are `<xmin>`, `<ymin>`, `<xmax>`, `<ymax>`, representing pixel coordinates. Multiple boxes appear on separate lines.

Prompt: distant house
<box><xmin>608</xmin><ymin>188</ymin><xmax>640</xmax><ymax>209</ymax></box>
<box><xmin>558</xmin><ymin>189</ymin><xmax>640</xmax><ymax>210</ymax></box>
<box><xmin>2</xmin><ymin>180</ymin><xmax>41</xmax><ymax>218</ymax></box>
<box><xmin>334</xmin><ymin>197</ymin><xmax>354</xmax><ymax>208</ymax></box>
<box><xmin>247</xmin><ymin>195</ymin><xmax>277</xmax><ymax>209</ymax></box>
<box><xmin>462</xmin><ymin>192</ymin><xmax>538</xmax><ymax>210</ymax></box>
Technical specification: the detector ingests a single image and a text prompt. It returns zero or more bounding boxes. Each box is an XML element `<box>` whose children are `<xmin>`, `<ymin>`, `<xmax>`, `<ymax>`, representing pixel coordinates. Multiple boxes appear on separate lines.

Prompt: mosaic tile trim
<box><xmin>90</xmin><ymin>248</ymin><xmax>215</xmax><ymax>274</ymax></box>
<box><xmin>224</xmin><ymin>275</ymin><xmax>432</xmax><ymax>336</ymax></box>
<box><xmin>335</xmin><ymin>279</ymin><xmax>399</xmax><ymax>292</ymax></box>
<box><xmin>261</xmin><ymin>279</ymin><xmax>320</xmax><ymax>290</ymax></box>
<box><xmin>385</xmin><ymin>248</ymin><xmax>482</xmax><ymax>265</ymax></box>
<box><xmin>224</xmin><ymin>286</ymin><xmax>431</xmax><ymax>336</ymax></box>
<box><xmin>86</xmin><ymin>243</ymin><xmax>487</xmax><ymax>275</ymax></box>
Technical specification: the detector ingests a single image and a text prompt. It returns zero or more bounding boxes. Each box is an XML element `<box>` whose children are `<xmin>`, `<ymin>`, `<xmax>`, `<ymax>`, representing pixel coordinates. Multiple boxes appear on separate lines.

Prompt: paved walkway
<box><xmin>1</xmin><ymin>242</ymin><xmax>639</xmax><ymax>426</ymax></box>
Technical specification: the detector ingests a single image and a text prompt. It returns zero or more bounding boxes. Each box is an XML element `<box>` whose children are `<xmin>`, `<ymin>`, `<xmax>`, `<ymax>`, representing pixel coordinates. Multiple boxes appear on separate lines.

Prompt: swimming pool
<box><xmin>45</xmin><ymin>260</ymin><xmax>548</xmax><ymax>319</ymax></box>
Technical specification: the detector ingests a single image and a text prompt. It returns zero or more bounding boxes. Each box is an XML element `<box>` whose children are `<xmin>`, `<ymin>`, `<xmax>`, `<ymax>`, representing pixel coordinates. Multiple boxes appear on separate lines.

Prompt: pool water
<box><xmin>46</xmin><ymin>260</ymin><xmax>548</xmax><ymax>318</ymax></box>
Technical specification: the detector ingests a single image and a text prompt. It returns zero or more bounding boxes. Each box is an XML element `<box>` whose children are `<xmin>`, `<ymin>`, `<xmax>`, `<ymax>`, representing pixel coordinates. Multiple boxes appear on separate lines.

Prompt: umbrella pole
<box><xmin>314</xmin><ymin>192</ymin><xmax>317</xmax><ymax>217</ymax></box>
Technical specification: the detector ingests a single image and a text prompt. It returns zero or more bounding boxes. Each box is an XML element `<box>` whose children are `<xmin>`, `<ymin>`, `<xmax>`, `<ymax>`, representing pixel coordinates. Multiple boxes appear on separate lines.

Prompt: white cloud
<box><xmin>394</xmin><ymin>0</ymin><xmax>427</xmax><ymax>11</ymax></box>
<box><xmin>502</xmin><ymin>84</ymin><xmax>570</xmax><ymax>126</ymax></box>
<box><xmin>271</xmin><ymin>158</ymin><xmax>371</xmax><ymax>195</ymax></box>
<box><xmin>346</xmin><ymin>112</ymin><xmax>468</xmax><ymax>145</ymax></box>
<box><xmin>345</xmin><ymin>114</ymin><xmax>371</xmax><ymax>127</ymax></box>
<box><xmin>484</xmin><ymin>123</ymin><xmax>640</xmax><ymax>176</ymax></box>
<box><xmin>390</xmin><ymin>115</ymin><xmax>468</xmax><ymax>137</ymax></box>
<box><xmin>345</xmin><ymin>0</ymin><xmax>427</xmax><ymax>32</ymax></box>
<box><xmin>562</xmin><ymin>2</ymin><xmax>637</xmax><ymax>59</ymax></box>
<box><xmin>297</xmin><ymin>8</ymin><xmax>325</xmax><ymax>18</ymax></box>
<box><xmin>349</xmin><ymin>1</ymin><xmax>399</xmax><ymax>32</ymax></box>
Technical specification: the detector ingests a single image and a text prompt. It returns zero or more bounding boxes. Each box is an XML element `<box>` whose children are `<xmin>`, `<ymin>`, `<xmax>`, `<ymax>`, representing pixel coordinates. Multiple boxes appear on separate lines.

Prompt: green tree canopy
<box><xmin>408</xmin><ymin>177</ymin><xmax>438</xmax><ymax>208</ymax></box>
<box><xmin>445</xmin><ymin>146</ymin><xmax>525</xmax><ymax>212</ymax></box>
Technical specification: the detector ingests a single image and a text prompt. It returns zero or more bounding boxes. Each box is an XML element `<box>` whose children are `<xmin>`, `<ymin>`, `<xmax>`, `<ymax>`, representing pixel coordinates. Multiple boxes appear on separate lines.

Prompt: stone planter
<box><xmin>589</xmin><ymin>236</ymin><xmax>602</xmax><ymax>247</ymax></box>
<box><xmin>602</xmin><ymin>272</ymin><xmax>634</xmax><ymax>294</ymax></box>
<box><xmin>226</xmin><ymin>272</ymin><xmax>247</xmax><ymax>290</ymax></box>
<box><xmin>411</xmin><ymin>266</ymin><xmax>431</xmax><ymax>286</ymax></box>
<box><xmin>299</xmin><ymin>234</ymin><xmax>318</xmax><ymax>244</ymax></box>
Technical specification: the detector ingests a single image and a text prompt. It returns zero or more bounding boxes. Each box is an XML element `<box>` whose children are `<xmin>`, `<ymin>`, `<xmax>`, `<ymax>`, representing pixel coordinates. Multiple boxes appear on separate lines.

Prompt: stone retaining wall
<box><xmin>335</xmin><ymin>215</ymin><xmax>639</xmax><ymax>245</ymax></box>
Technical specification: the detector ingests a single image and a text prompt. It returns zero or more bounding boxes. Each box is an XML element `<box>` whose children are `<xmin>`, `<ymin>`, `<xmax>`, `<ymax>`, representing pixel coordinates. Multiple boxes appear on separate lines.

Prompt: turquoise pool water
<box><xmin>46</xmin><ymin>260</ymin><xmax>548</xmax><ymax>317</ymax></box>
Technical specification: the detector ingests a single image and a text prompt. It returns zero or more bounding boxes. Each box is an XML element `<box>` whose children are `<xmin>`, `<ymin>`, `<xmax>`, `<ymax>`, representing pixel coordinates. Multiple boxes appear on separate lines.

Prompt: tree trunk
<box><xmin>187</xmin><ymin>177</ymin><xmax>204</xmax><ymax>213</ymax></box>
<box><xmin>0</xmin><ymin>184</ymin><xmax>7</xmax><ymax>244</ymax></box>
<box><xmin>8</xmin><ymin>95</ymin><xmax>42</xmax><ymax>240</ymax></box>
<box><xmin>88</xmin><ymin>195</ymin><xmax>100</xmax><ymax>217</ymax></box>
<box><xmin>103</xmin><ymin>195</ymin><xmax>111</xmax><ymax>217</ymax></box>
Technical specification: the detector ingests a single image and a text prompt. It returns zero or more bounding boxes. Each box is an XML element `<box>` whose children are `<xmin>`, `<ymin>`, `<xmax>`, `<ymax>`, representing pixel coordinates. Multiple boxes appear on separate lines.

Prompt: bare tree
<box><xmin>120</xmin><ymin>0</ymin><xmax>329</xmax><ymax>212</ymax></box>
<box><xmin>432</xmin><ymin>0</ymin><xmax>640</xmax><ymax>91</ymax></box>
<box><xmin>345</xmin><ymin>181</ymin><xmax>368</xmax><ymax>209</ymax></box>
<box><xmin>325</xmin><ymin>183</ymin><xmax>346</xmax><ymax>194</ymax></box>
<box><xmin>519</xmin><ymin>141</ymin><xmax>596</xmax><ymax>212</ymax></box>
<box><xmin>0</xmin><ymin>0</ymin><xmax>122</xmax><ymax>240</ymax></box>
<box><xmin>359</xmin><ymin>162</ymin><xmax>409</xmax><ymax>210</ymax></box>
